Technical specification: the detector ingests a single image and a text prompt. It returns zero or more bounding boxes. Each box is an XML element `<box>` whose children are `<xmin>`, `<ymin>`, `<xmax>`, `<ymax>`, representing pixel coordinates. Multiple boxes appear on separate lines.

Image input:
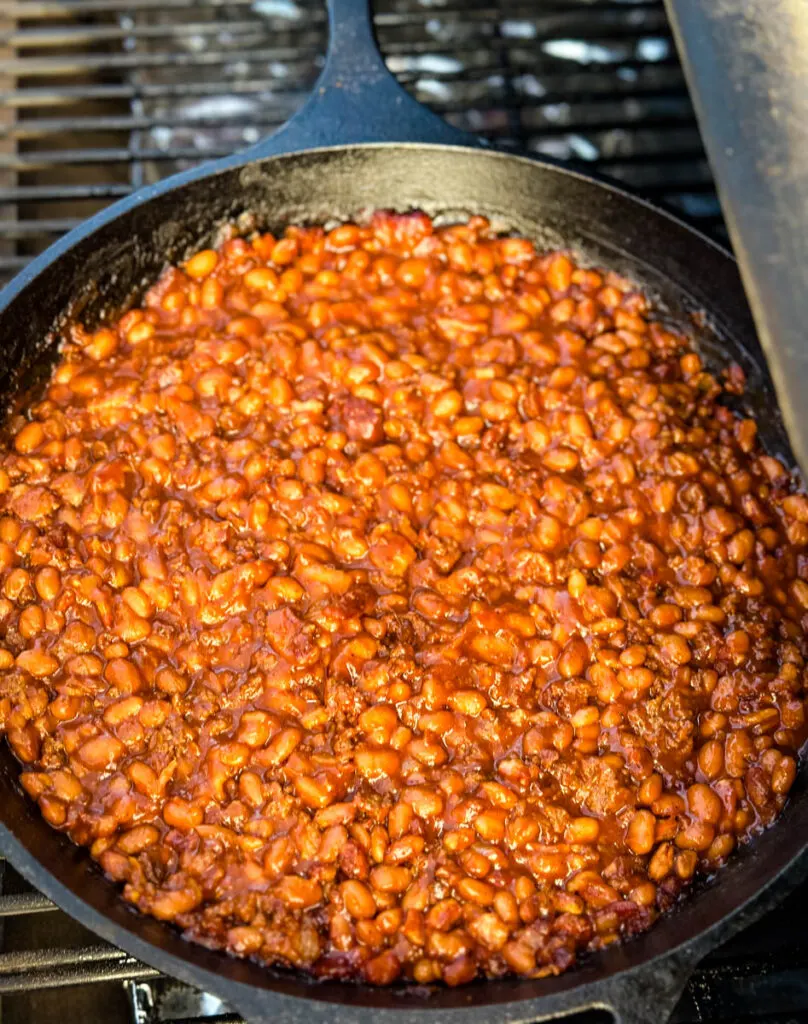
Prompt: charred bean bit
<box><xmin>0</xmin><ymin>215</ymin><xmax>805</xmax><ymax>987</ymax></box>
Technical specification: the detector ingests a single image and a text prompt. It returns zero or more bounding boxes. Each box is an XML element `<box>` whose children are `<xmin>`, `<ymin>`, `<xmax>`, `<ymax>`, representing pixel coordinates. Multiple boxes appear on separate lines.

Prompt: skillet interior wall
<box><xmin>0</xmin><ymin>142</ymin><xmax>806</xmax><ymax>1016</ymax></box>
<box><xmin>0</xmin><ymin>146</ymin><xmax>794</xmax><ymax>463</ymax></box>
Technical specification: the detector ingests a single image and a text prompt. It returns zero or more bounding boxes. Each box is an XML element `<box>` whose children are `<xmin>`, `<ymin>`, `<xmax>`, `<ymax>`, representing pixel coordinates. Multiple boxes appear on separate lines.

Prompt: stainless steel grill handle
<box><xmin>666</xmin><ymin>0</ymin><xmax>808</xmax><ymax>475</ymax></box>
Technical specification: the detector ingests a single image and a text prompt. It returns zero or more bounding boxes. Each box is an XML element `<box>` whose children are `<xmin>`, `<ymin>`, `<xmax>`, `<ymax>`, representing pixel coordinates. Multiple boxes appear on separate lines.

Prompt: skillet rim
<box><xmin>0</xmin><ymin>139</ymin><xmax>805</xmax><ymax>1023</ymax></box>
<box><xmin>0</xmin><ymin>141</ymin><xmax>740</xmax><ymax>316</ymax></box>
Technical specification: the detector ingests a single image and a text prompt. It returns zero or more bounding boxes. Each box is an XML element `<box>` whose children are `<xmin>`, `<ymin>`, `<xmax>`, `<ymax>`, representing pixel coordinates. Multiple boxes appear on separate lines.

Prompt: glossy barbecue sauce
<box><xmin>0</xmin><ymin>213</ymin><xmax>806</xmax><ymax>986</ymax></box>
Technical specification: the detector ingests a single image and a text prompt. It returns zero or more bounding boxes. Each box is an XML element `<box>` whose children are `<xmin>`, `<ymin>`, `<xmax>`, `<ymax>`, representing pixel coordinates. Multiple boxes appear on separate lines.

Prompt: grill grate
<box><xmin>3</xmin><ymin>0</ymin><xmax>792</xmax><ymax>1021</ymax></box>
<box><xmin>0</xmin><ymin>0</ymin><xmax>724</xmax><ymax>284</ymax></box>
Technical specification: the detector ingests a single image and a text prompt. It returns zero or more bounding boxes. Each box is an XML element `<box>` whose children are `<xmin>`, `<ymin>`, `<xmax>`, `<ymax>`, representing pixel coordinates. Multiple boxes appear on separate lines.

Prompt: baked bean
<box><xmin>706</xmin><ymin>835</ymin><xmax>736</xmax><ymax>867</ymax></box>
<box><xmin>341</xmin><ymin>879</ymin><xmax>376</xmax><ymax>919</ymax></box>
<box><xmin>565</xmin><ymin>816</ymin><xmax>600</xmax><ymax>844</ymax></box>
<box><xmin>32</xmin><ymin>569</ymin><xmax>59</xmax><ymax>598</ymax></box>
<box><xmin>128</xmin><ymin>761</ymin><xmax>158</xmax><ymax>794</ymax></box>
<box><xmin>164</xmin><ymin>798</ymin><xmax>203</xmax><ymax>831</ymax></box>
<box><xmin>104</xmin><ymin>659</ymin><xmax>143</xmax><ymax>695</ymax></box>
<box><xmin>725</xmin><ymin>731</ymin><xmax>755</xmax><ymax>777</ymax></box>
<box><xmin>237</xmin><ymin>770</ymin><xmax>263</xmax><ymax>808</ymax></box>
<box><xmin>648</xmin><ymin>842</ymin><xmax>675</xmax><ymax>881</ymax></box>
<box><xmin>155</xmin><ymin>667</ymin><xmax>187</xmax><ymax>695</ymax></box>
<box><xmin>6</xmin><ymin>557</ymin><xmax>34</xmax><ymax>593</ymax></box>
<box><xmin>16</xmin><ymin>650</ymin><xmax>58</xmax><ymax>678</ymax></box>
<box><xmin>185</xmin><ymin>249</ymin><xmax>218</xmax><ymax>279</ymax></box>
<box><xmin>686</xmin><ymin>783</ymin><xmax>723</xmax><ymax>825</ymax></box>
<box><xmin>358</xmin><ymin>704</ymin><xmax>398</xmax><ymax>744</ymax></box>
<box><xmin>558</xmin><ymin>639</ymin><xmax>589</xmax><ymax>678</ymax></box>
<box><xmin>626</xmin><ymin>809</ymin><xmax>656</xmax><ymax>855</ymax></box>
<box><xmin>39</xmin><ymin>794</ymin><xmax>67</xmax><ymax>826</ymax></box>
<box><xmin>77</xmin><ymin>734</ymin><xmax>124</xmax><ymax>770</ymax></box>
<box><xmin>9</xmin><ymin>725</ymin><xmax>40</xmax><ymax>762</ymax></box>
<box><xmin>265</xmin><ymin>728</ymin><xmax>302</xmax><ymax>765</ymax></box>
<box><xmin>653</xmin><ymin>793</ymin><xmax>685</xmax><ymax>818</ymax></box>
<box><xmin>474</xmin><ymin>810</ymin><xmax>506</xmax><ymax>842</ymax></box>
<box><xmin>370</xmin><ymin>866</ymin><xmax>411</xmax><ymax>893</ymax></box>
<box><xmin>117</xmin><ymin>825</ymin><xmax>159</xmax><ymax>854</ymax></box>
<box><xmin>385</xmin><ymin>834</ymin><xmax>424</xmax><ymax>864</ymax></box>
<box><xmin>675</xmin><ymin>850</ymin><xmax>699</xmax><ymax>880</ymax></box>
<box><xmin>402</xmin><ymin>786</ymin><xmax>444</xmax><ymax>819</ymax></box>
<box><xmin>457</xmin><ymin>877</ymin><xmax>495</xmax><ymax>906</ymax></box>
<box><xmin>638</xmin><ymin>774</ymin><xmax>663</xmax><ymax>805</ymax></box>
<box><xmin>14</xmin><ymin>422</ymin><xmax>45</xmax><ymax>454</ymax></box>
<box><xmin>276</xmin><ymin>876</ymin><xmax>323</xmax><ymax>908</ymax></box>
<box><xmin>772</xmin><ymin>756</ymin><xmax>797</xmax><ymax>794</ymax></box>
<box><xmin>676</xmin><ymin>820</ymin><xmax>716</xmax><ymax>852</ymax></box>
<box><xmin>468</xmin><ymin>912</ymin><xmax>509</xmax><ymax>951</ymax></box>
<box><xmin>0</xmin><ymin>216</ymin><xmax>805</xmax><ymax>988</ymax></box>
<box><xmin>698</xmin><ymin>739</ymin><xmax>725</xmax><ymax>780</ymax></box>
<box><xmin>18</xmin><ymin>605</ymin><xmax>44</xmax><ymax>639</ymax></box>
<box><xmin>103</xmin><ymin>696</ymin><xmax>143</xmax><ymax>726</ymax></box>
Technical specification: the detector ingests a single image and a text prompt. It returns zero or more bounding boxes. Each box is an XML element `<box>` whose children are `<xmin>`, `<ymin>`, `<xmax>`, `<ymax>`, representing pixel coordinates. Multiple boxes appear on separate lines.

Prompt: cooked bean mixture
<box><xmin>0</xmin><ymin>213</ymin><xmax>806</xmax><ymax>986</ymax></box>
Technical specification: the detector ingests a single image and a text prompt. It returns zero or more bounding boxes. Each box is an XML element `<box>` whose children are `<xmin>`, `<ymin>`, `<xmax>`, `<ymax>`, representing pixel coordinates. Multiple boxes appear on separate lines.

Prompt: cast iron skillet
<box><xmin>0</xmin><ymin>1</ymin><xmax>806</xmax><ymax>1022</ymax></box>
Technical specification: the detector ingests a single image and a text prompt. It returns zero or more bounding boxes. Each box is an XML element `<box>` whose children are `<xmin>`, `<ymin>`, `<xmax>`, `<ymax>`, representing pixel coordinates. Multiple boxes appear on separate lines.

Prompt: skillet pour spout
<box><xmin>0</xmin><ymin>1</ymin><xmax>807</xmax><ymax>1023</ymax></box>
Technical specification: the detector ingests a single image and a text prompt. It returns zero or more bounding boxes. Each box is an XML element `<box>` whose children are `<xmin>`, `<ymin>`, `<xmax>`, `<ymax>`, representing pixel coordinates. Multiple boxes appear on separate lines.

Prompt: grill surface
<box><xmin>1</xmin><ymin>1</ymin><xmax>800</xmax><ymax>1022</ymax></box>
<box><xmin>0</xmin><ymin>0</ymin><xmax>725</xmax><ymax>284</ymax></box>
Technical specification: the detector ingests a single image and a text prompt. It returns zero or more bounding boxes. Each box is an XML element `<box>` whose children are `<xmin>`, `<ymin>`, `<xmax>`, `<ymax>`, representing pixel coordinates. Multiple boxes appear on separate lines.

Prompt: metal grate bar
<box><xmin>2</xmin><ymin>0</ymin><xmax>259</xmax><ymax>12</ymax></box>
<box><xmin>0</xmin><ymin>217</ymin><xmax>85</xmax><ymax>234</ymax></box>
<box><xmin>4</xmin><ymin>9</ymin><xmax>669</xmax><ymax>45</ymax></box>
<box><xmin>0</xmin><ymin>892</ymin><xmax>56</xmax><ymax>917</ymax></box>
<box><xmin>0</xmin><ymin>48</ymin><xmax>323</xmax><ymax>73</ymax></box>
<box><xmin>1</xmin><ymin>43</ymin><xmax>674</xmax><ymax>77</ymax></box>
<box><xmin>0</xmin><ymin>146</ymin><xmax>266</xmax><ymax>168</ymax></box>
<box><xmin>0</xmin><ymin>943</ymin><xmax>132</xmax><ymax>974</ymax></box>
<box><xmin>0</xmin><ymin>255</ymin><xmax>35</xmax><ymax>270</ymax></box>
<box><xmin>2</xmin><ymin>92</ymin><xmax>694</xmax><ymax>139</ymax></box>
<box><xmin>0</xmin><ymin>958</ymin><xmax>160</xmax><ymax>993</ymax></box>
<box><xmin>5</xmin><ymin>22</ymin><xmax>320</xmax><ymax>46</ymax></box>
<box><xmin>0</xmin><ymin>120</ymin><xmax>704</xmax><ymax>170</ymax></box>
<box><xmin>0</xmin><ymin>183</ymin><xmax>131</xmax><ymax>199</ymax></box>
<box><xmin>0</xmin><ymin>62</ymin><xmax>685</xmax><ymax>108</ymax></box>
<box><xmin>1</xmin><ymin>82</ymin><xmax>310</xmax><ymax>105</ymax></box>
<box><xmin>2</xmin><ymin>0</ymin><xmax>663</xmax><ymax>15</ymax></box>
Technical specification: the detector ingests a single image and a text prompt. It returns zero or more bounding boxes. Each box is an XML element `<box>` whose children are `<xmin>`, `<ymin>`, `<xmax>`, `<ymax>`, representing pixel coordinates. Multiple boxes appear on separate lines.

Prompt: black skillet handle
<box><xmin>595</xmin><ymin>951</ymin><xmax>695</xmax><ymax>1024</ymax></box>
<box><xmin>242</xmin><ymin>0</ymin><xmax>478</xmax><ymax>157</ymax></box>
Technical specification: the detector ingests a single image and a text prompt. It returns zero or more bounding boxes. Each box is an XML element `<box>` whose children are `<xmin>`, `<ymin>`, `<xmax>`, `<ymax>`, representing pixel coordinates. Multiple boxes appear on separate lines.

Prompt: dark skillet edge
<box><xmin>0</xmin><ymin>141</ymin><xmax>739</xmax><ymax>316</ymax></box>
<box><xmin>0</xmin><ymin>141</ymin><xmax>748</xmax><ymax>414</ymax></box>
<box><xmin>2</xmin><ymin>776</ymin><xmax>808</xmax><ymax>1024</ymax></box>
